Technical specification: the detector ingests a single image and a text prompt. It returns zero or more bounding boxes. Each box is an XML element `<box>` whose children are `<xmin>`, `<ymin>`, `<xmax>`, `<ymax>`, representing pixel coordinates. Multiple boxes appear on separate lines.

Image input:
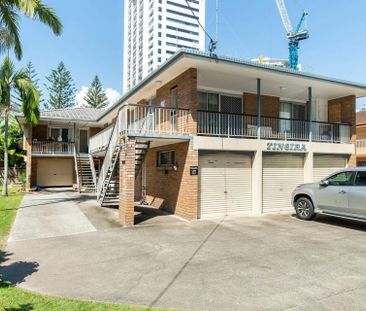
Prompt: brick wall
<box><xmin>328</xmin><ymin>95</ymin><xmax>356</xmax><ymax>167</ymax></box>
<box><xmin>25</xmin><ymin>126</ymin><xmax>33</xmax><ymax>191</ymax></box>
<box><xmin>119</xmin><ymin>139</ymin><xmax>136</xmax><ymax>226</ymax></box>
<box><xmin>144</xmin><ymin>141</ymin><xmax>198</xmax><ymax>220</ymax></box>
<box><xmin>243</xmin><ymin>92</ymin><xmax>280</xmax><ymax>118</ymax></box>
<box><xmin>155</xmin><ymin>68</ymin><xmax>198</xmax><ymax>134</ymax></box>
<box><xmin>356</xmin><ymin>125</ymin><xmax>366</xmax><ymax>139</ymax></box>
<box><xmin>90</xmin><ymin>127</ymin><xmax>102</xmax><ymax>137</ymax></box>
<box><xmin>328</xmin><ymin>95</ymin><xmax>356</xmax><ymax>136</ymax></box>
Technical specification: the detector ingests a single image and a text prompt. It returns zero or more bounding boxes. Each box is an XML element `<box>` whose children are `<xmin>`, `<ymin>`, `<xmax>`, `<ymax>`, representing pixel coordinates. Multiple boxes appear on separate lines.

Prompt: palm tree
<box><xmin>0</xmin><ymin>0</ymin><xmax>62</xmax><ymax>59</ymax></box>
<box><xmin>0</xmin><ymin>57</ymin><xmax>40</xmax><ymax>196</ymax></box>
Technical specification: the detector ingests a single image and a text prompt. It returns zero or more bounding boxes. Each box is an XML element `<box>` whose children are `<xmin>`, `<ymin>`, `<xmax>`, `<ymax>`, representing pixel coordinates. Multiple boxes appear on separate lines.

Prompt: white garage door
<box><xmin>37</xmin><ymin>158</ymin><xmax>73</xmax><ymax>187</ymax></box>
<box><xmin>313</xmin><ymin>155</ymin><xmax>347</xmax><ymax>182</ymax></box>
<box><xmin>199</xmin><ymin>153</ymin><xmax>252</xmax><ymax>219</ymax></box>
<box><xmin>263</xmin><ymin>154</ymin><xmax>304</xmax><ymax>213</ymax></box>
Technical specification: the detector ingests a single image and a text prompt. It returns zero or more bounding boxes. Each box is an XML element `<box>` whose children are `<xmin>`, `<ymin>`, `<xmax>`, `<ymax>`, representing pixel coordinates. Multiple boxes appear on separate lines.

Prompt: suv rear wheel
<box><xmin>295</xmin><ymin>197</ymin><xmax>315</xmax><ymax>220</ymax></box>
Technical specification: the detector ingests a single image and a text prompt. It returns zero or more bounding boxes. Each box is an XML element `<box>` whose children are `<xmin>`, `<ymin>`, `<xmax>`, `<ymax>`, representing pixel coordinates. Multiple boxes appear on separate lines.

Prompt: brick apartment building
<box><xmin>356</xmin><ymin>111</ymin><xmax>366</xmax><ymax>166</ymax></box>
<box><xmin>18</xmin><ymin>50</ymin><xmax>366</xmax><ymax>226</ymax></box>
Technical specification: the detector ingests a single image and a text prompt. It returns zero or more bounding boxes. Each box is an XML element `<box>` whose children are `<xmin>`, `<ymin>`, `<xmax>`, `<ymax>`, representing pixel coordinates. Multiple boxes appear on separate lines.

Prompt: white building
<box><xmin>123</xmin><ymin>0</ymin><xmax>206</xmax><ymax>92</ymax></box>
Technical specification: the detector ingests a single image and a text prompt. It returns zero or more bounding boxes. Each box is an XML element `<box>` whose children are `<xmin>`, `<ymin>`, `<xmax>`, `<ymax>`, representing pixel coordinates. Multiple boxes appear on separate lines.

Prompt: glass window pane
<box><xmin>355</xmin><ymin>171</ymin><xmax>366</xmax><ymax>186</ymax></box>
<box><xmin>198</xmin><ymin>92</ymin><xmax>208</xmax><ymax>110</ymax></box>
<box><xmin>61</xmin><ymin>129</ymin><xmax>69</xmax><ymax>142</ymax></box>
<box><xmin>327</xmin><ymin>172</ymin><xmax>353</xmax><ymax>186</ymax></box>
<box><xmin>50</xmin><ymin>128</ymin><xmax>59</xmax><ymax>140</ymax></box>
<box><xmin>208</xmin><ymin>93</ymin><xmax>219</xmax><ymax>112</ymax></box>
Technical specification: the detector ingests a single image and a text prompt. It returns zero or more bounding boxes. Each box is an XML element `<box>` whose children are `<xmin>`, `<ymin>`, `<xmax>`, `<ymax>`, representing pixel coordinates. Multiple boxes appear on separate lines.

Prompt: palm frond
<box><xmin>0</xmin><ymin>2</ymin><xmax>22</xmax><ymax>59</ymax></box>
<box><xmin>33</xmin><ymin>2</ymin><xmax>62</xmax><ymax>35</ymax></box>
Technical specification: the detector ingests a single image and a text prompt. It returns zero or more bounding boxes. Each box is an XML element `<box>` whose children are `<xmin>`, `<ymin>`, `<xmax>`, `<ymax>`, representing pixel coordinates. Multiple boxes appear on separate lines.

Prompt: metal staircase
<box><xmin>76</xmin><ymin>156</ymin><xmax>96</xmax><ymax>192</ymax></box>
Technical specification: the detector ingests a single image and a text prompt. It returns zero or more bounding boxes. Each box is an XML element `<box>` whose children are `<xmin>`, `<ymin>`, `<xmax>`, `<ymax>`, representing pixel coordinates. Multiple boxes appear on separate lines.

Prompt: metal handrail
<box><xmin>96</xmin><ymin>119</ymin><xmax>120</xmax><ymax>201</ymax></box>
<box><xmin>73</xmin><ymin>145</ymin><xmax>81</xmax><ymax>193</ymax></box>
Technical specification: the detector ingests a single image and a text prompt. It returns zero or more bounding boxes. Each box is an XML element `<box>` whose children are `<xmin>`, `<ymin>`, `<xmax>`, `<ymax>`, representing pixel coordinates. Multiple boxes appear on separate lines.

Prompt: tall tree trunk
<box><xmin>2</xmin><ymin>110</ymin><xmax>9</xmax><ymax>196</ymax></box>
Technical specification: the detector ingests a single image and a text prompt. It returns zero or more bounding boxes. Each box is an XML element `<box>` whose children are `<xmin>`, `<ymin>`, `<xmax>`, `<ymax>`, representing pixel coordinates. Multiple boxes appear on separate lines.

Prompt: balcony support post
<box><xmin>308</xmin><ymin>87</ymin><xmax>313</xmax><ymax>142</ymax></box>
<box><xmin>257</xmin><ymin>78</ymin><xmax>261</xmax><ymax>140</ymax></box>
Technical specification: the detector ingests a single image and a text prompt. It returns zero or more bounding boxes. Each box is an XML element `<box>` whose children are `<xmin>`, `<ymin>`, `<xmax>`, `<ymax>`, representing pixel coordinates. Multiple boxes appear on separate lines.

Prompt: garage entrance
<box><xmin>199</xmin><ymin>152</ymin><xmax>252</xmax><ymax>219</ymax></box>
<box><xmin>313</xmin><ymin>154</ymin><xmax>347</xmax><ymax>182</ymax></box>
<box><xmin>36</xmin><ymin>158</ymin><xmax>74</xmax><ymax>187</ymax></box>
<box><xmin>263</xmin><ymin>153</ymin><xmax>304</xmax><ymax>213</ymax></box>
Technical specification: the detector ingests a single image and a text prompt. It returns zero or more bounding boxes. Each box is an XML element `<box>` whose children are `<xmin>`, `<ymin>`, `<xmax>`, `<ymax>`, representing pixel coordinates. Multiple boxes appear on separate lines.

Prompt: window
<box><xmin>157</xmin><ymin>151</ymin><xmax>175</xmax><ymax>167</ymax></box>
<box><xmin>355</xmin><ymin>171</ymin><xmax>366</xmax><ymax>186</ymax></box>
<box><xmin>49</xmin><ymin>127</ymin><xmax>71</xmax><ymax>142</ymax></box>
<box><xmin>327</xmin><ymin>171</ymin><xmax>353</xmax><ymax>186</ymax></box>
<box><xmin>170</xmin><ymin>86</ymin><xmax>177</xmax><ymax>107</ymax></box>
<box><xmin>197</xmin><ymin>92</ymin><xmax>219</xmax><ymax>111</ymax></box>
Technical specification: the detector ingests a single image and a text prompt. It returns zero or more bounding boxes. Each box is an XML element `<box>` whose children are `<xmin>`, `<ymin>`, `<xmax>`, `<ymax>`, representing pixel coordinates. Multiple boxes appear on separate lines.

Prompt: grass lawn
<box><xmin>0</xmin><ymin>188</ymin><xmax>170</xmax><ymax>311</ymax></box>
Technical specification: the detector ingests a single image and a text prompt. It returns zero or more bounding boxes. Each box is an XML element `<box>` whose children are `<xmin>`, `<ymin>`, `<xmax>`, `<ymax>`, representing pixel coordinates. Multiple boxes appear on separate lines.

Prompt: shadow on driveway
<box><xmin>1</xmin><ymin>250</ymin><xmax>39</xmax><ymax>287</ymax></box>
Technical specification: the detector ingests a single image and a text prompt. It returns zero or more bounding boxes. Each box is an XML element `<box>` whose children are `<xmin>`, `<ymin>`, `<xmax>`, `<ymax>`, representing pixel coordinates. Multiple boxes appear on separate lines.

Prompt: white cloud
<box><xmin>74</xmin><ymin>86</ymin><xmax>121</xmax><ymax>108</ymax></box>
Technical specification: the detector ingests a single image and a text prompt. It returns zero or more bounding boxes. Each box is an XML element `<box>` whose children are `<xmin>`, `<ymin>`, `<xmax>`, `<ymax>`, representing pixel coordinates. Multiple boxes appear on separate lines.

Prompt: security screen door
<box><xmin>220</xmin><ymin>95</ymin><xmax>243</xmax><ymax>136</ymax></box>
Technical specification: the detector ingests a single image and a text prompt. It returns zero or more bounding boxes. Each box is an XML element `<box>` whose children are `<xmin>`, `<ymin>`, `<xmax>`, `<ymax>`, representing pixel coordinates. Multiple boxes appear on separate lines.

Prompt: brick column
<box><xmin>25</xmin><ymin>126</ymin><xmax>33</xmax><ymax>191</ymax></box>
<box><xmin>119</xmin><ymin>139</ymin><xmax>136</xmax><ymax>226</ymax></box>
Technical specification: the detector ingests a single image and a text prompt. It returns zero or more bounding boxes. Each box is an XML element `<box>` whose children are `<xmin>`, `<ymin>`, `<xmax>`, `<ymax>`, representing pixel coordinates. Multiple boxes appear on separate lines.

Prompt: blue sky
<box><xmin>15</xmin><ymin>0</ymin><xmax>366</xmax><ymax>109</ymax></box>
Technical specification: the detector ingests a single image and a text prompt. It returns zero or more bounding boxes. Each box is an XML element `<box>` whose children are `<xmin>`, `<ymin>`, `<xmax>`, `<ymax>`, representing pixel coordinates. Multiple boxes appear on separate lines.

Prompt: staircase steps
<box><xmin>76</xmin><ymin>156</ymin><xmax>96</xmax><ymax>193</ymax></box>
<box><xmin>98</xmin><ymin>140</ymin><xmax>150</xmax><ymax>208</ymax></box>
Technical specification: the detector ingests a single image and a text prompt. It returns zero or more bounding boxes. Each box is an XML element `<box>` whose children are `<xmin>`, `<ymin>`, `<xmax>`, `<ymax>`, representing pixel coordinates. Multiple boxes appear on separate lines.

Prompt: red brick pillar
<box><xmin>25</xmin><ymin>126</ymin><xmax>33</xmax><ymax>191</ymax></box>
<box><xmin>119</xmin><ymin>139</ymin><xmax>136</xmax><ymax>226</ymax></box>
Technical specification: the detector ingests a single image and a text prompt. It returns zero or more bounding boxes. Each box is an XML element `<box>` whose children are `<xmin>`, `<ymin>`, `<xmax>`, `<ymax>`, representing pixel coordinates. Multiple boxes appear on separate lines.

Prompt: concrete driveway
<box><xmin>2</xmin><ymin>191</ymin><xmax>366</xmax><ymax>310</ymax></box>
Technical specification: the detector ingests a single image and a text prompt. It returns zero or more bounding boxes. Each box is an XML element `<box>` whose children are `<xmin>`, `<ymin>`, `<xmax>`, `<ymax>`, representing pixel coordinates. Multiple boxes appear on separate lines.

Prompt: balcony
<box><xmin>89</xmin><ymin>104</ymin><xmax>191</xmax><ymax>154</ymax></box>
<box><xmin>32</xmin><ymin>141</ymin><xmax>75</xmax><ymax>155</ymax></box>
<box><xmin>197</xmin><ymin>111</ymin><xmax>351</xmax><ymax>144</ymax></box>
<box><xmin>356</xmin><ymin>140</ymin><xmax>366</xmax><ymax>155</ymax></box>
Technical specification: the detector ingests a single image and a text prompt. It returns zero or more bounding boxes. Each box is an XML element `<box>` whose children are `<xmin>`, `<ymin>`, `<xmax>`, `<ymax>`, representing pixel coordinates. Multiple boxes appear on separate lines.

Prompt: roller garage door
<box><xmin>313</xmin><ymin>155</ymin><xmax>347</xmax><ymax>182</ymax></box>
<box><xmin>37</xmin><ymin>158</ymin><xmax>73</xmax><ymax>187</ymax></box>
<box><xmin>263</xmin><ymin>153</ymin><xmax>304</xmax><ymax>213</ymax></box>
<box><xmin>199</xmin><ymin>152</ymin><xmax>252</xmax><ymax>219</ymax></box>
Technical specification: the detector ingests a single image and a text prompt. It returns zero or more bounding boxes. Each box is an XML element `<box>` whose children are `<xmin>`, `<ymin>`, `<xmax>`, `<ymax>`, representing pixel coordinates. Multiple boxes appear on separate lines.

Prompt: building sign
<box><xmin>267</xmin><ymin>142</ymin><xmax>307</xmax><ymax>152</ymax></box>
<box><xmin>190</xmin><ymin>166</ymin><xmax>199</xmax><ymax>176</ymax></box>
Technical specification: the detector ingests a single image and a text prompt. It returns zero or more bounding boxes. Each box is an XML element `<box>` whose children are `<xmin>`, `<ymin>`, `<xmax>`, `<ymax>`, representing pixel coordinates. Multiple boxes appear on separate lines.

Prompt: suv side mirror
<box><xmin>320</xmin><ymin>180</ymin><xmax>329</xmax><ymax>187</ymax></box>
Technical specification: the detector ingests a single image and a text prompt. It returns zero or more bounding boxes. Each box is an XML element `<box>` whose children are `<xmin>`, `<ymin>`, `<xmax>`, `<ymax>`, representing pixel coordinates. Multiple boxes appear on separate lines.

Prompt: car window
<box><xmin>327</xmin><ymin>171</ymin><xmax>353</xmax><ymax>186</ymax></box>
<box><xmin>355</xmin><ymin>171</ymin><xmax>366</xmax><ymax>186</ymax></box>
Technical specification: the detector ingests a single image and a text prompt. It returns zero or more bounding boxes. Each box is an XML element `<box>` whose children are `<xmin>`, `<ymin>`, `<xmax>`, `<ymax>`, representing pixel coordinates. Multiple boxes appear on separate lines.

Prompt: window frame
<box><xmin>157</xmin><ymin>150</ymin><xmax>176</xmax><ymax>167</ymax></box>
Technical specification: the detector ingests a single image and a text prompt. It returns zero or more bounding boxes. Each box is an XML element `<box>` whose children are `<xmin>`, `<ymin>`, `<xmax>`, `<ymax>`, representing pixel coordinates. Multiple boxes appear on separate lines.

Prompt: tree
<box><xmin>0</xmin><ymin>118</ymin><xmax>25</xmax><ymax>168</ymax></box>
<box><xmin>24</xmin><ymin>61</ymin><xmax>43</xmax><ymax>104</ymax></box>
<box><xmin>0</xmin><ymin>0</ymin><xmax>62</xmax><ymax>60</ymax></box>
<box><xmin>0</xmin><ymin>57</ymin><xmax>40</xmax><ymax>196</ymax></box>
<box><xmin>45</xmin><ymin>62</ymin><xmax>76</xmax><ymax>109</ymax></box>
<box><xmin>84</xmin><ymin>75</ymin><xmax>109</xmax><ymax>109</ymax></box>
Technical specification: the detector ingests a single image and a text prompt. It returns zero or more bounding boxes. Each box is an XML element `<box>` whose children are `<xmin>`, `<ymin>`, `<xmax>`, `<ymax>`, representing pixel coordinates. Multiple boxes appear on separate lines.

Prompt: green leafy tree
<box><xmin>0</xmin><ymin>0</ymin><xmax>62</xmax><ymax>60</ymax></box>
<box><xmin>0</xmin><ymin>118</ymin><xmax>25</xmax><ymax>168</ymax></box>
<box><xmin>45</xmin><ymin>61</ymin><xmax>76</xmax><ymax>109</ymax></box>
<box><xmin>0</xmin><ymin>57</ymin><xmax>40</xmax><ymax>196</ymax></box>
<box><xmin>84</xmin><ymin>75</ymin><xmax>109</xmax><ymax>109</ymax></box>
<box><xmin>24</xmin><ymin>61</ymin><xmax>43</xmax><ymax>104</ymax></box>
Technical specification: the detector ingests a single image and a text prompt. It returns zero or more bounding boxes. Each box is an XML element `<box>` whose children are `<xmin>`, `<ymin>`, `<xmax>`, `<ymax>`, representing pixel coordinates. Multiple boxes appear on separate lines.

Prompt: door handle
<box><xmin>339</xmin><ymin>190</ymin><xmax>347</xmax><ymax>194</ymax></box>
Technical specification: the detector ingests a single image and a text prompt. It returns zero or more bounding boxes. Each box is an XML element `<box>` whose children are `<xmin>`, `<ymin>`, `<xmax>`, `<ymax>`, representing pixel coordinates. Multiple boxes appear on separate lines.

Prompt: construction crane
<box><xmin>275</xmin><ymin>0</ymin><xmax>309</xmax><ymax>70</ymax></box>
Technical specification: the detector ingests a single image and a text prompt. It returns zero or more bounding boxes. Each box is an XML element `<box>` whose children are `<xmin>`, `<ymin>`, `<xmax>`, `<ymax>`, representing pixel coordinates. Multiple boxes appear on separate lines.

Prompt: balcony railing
<box><xmin>197</xmin><ymin>111</ymin><xmax>351</xmax><ymax>144</ymax></box>
<box><xmin>89</xmin><ymin>104</ymin><xmax>190</xmax><ymax>154</ymax></box>
<box><xmin>32</xmin><ymin>141</ymin><xmax>75</xmax><ymax>155</ymax></box>
<box><xmin>119</xmin><ymin>104</ymin><xmax>190</xmax><ymax>136</ymax></box>
<box><xmin>89</xmin><ymin>124</ymin><xmax>114</xmax><ymax>154</ymax></box>
<box><xmin>356</xmin><ymin>139</ymin><xmax>366</xmax><ymax>154</ymax></box>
